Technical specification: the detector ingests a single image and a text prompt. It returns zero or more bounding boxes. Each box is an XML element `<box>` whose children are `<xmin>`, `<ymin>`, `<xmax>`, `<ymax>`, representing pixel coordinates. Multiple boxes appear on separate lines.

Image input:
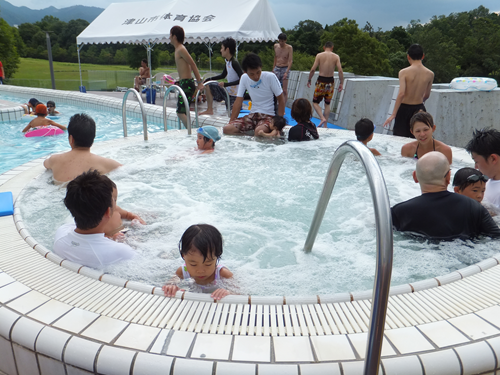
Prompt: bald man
<box><xmin>391</xmin><ymin>152</ymin><xmax>500</xmax><ymax>240</ymax></box>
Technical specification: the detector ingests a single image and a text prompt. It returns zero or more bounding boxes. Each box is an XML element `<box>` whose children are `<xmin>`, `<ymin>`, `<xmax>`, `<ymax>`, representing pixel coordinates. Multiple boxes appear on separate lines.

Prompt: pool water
<box><xmin>18</xmin><ymin>131</ymin><xmax>499</xmax><ymax>297</ymax></box>
<box><xmin>0</xmin><ymin>93</ymin><xmax>170</xmax><ymax>174</ymax></box>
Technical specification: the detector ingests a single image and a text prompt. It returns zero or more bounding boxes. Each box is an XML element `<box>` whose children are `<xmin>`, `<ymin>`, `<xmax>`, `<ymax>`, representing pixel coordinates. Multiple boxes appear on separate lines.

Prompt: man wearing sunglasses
<box><xmin>46</xmin><ymin>101</ymin><xmax>60</xmax><ymax>116</ymax></box>
<box><xmin>391</xmin><ymin>152</ymin><xmax>500</xmax><ymax>240</ymax></box>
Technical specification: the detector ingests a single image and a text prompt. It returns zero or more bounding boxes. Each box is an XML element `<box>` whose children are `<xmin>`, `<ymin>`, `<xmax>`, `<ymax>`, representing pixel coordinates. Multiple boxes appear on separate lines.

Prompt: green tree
<box><xmin>0</xmin><ymin>18</ymin><xmax>21</xmax><ymax>78</ymax></box>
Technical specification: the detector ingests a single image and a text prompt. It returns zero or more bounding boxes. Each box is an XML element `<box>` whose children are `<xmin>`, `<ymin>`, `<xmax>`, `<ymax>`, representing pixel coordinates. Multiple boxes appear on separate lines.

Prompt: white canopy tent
<box><xmin>76</xmin><ymin>0</ymin><xmax>281</xmax><ymax>89</ymax></box>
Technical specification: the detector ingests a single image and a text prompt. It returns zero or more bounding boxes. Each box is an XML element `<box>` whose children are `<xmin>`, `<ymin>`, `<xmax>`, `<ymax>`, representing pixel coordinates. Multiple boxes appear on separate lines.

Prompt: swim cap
<box><xmin>197</xmin><ymin>126</ymin><xmax>221</xmax><ymax>142</ymax></box>
<box><xmin>29</xmin><ymin>98</ymin><xmax>39</xmax><ymax>107</ymax></box>
<box><xmin>35</xmin><ymin>104</ymin><xmax>48</xmax><ymax>115</ymax></box>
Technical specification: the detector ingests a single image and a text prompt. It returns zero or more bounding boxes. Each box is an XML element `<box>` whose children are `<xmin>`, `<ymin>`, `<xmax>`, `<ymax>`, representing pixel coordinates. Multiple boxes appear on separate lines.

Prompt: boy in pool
<box><xmin>197</xmin><ymin>126</ymin><xmax>221</xmax><ymax>154</ymax></box>
<box><xmin>22</xmin><ymin>104</ymin><xmax>67</xmax><ymax>133</ymax></box>
<box><xmin>46</xmin><ymin>101</ymin><xmax>60</xmax><ymax>115</ymax></box>
<box><xmin>257</xmin><ymin>115</ymin><xmax>286</xmax><ymax>138</ymax></box>
<box><xmin>355</xmin><ymin>118</ymin><xmax>381</xmax><ymax>156</ymax></box>
<box><xmin>453</xmin><ymin>168</ymin><xmax>487</xmax><ymax>204</ymax></box>
<box><xmin>22</xmin><ymin>98</ymin><xmax>39</xmax><ymax>115</ymax></box>
<box><xmin>162</xmin><ymin>224</ymin><xmax>233</xmax><ymax>300</ymax></box>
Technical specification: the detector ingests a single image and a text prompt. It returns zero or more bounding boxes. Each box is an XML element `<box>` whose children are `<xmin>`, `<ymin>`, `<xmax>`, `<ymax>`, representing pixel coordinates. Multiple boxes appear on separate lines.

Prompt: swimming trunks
<box><xmin>393</xmin><ymin>103</ymin><xmax>426</xmax><ymax>138</ymax></box>
<box><xmin>414</xmin><ymin>139</ymin><xmax>435</xmax><ymax>159</ymax></box>
<box><xmin>228</xmin><ymin>113</ymin><xmax>273</xmax><ymax>134</ymax></box>
<box><xmin>313</xmin><ymin>76</ymin><xmax>335</xmax><ymax>105</ymax></box>
<box><xmin>273</xmin><ymin>66</ymin><xmax>289</xmax><ymax>85</ymax></box>
<box><xmin>177</xmin><ymin>78</ymin><xmax>196</xmax><ymax>114</ymax></box>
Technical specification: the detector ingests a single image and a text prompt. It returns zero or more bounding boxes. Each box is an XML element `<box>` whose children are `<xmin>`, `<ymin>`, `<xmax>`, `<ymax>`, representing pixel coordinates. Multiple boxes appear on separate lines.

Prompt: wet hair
<box><xmin>272</xmin><ymin>116</ymin><xmax>287</xmax><ymax>134</ymax></box>
<box><xmin>278</xmin><ymin>33</ymin><xmax>287</xmax><ymax>41</ymax></box>
<box><xmin>355</xmin><ymin>118</ymin><xmax>375</xmax><ymax>141</ymax></box>
<box><xmin>46</xmin><ymin>100</ymin><xmax>56</xmax><ymax>108</ymax></box>
<box><xmin>141</xmin><ymin>58</ymin><xmax>148</xmax><ymax>65</ymax></box>
<box><xmin>68</xmin><ymin>113</ymin><xmax>96</xmax><ymax>148</ymax></box>
<box><xmin>452</xmin><ymin>167</ymin><xmax>487</xmax><ymax>191</ymax></box>
<box><xmin>179</xmin><ymin>224</ymin><xmax>223</xmax><ymax>263</ymax></box>
<box><xmin>465</xmin><ymin>128</ymin><xmax>500</xmax><ymax>159</ymax></box>
<box><xmin>221</xmin><ymin>37</ymin><xmax>236</xmax><ymax>56</ymax></box>
<box><xmin>64</xmin><ymin>170</ymin><xmax>116</xmax><ymax>230</ymax></box>
<box><xmin>324</xmin><ymin>41</ymin><xmax>334</xmax><ymax>49</ymax></box>
<box><xmin>170</xmin><ymin>25</ymin><xmax>185</xmax><ymax>44</ymax></box>
<box><xmin>242</xmin><ymin>53</ymin><xmax>262</xmax><ymax>71</ymax></box>
<box><xmin>410</xmin><ymin>111</ymin><xmax>434</xmax><ymax>132</ymax></box>
<box><xmin>407</xmin><ymin>44</ymin><xmax>424</xmax><ymax>60</ymax></box>
<box><xmin>291</xmin><ymin>98</ymin><xmax>312</xmax><ymax>124</ymax></box>
<box><xmin>28</xmin><ymin>98</ymin><xmax>39</xmax><ymax>107</ymax></box>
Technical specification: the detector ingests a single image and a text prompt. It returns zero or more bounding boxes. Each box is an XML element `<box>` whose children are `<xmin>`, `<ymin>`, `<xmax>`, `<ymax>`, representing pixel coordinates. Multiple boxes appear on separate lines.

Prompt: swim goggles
<box><xmin>467</xmin><ymin>174</ymin><xmax>488</xmax><ymax>183</ymax></box>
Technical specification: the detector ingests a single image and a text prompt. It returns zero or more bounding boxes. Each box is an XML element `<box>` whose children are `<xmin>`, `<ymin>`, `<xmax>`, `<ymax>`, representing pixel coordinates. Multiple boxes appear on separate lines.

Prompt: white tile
<box><xmin>448</xmin><ymin>313</ymin><xmax>500</xmax><ymax>340</ymax></box>
<box><xmin>13</xmin><ymin>343</ymin><xmax>39</xmax><ymax>375</ymax></box>
<box><xmin>52</xmin><ymin>307</ymin><xmax>99</xmax><ymax>334</ymax></box>
<box><xmin>258</xmin><ymin>364</ymin><xmax>298</xmax><ymax>375</ymax></box>
<box><xmin>342</xmin><ymin>361</ymin><xmax>383</xmax><ymax>375</ymax></box>
<box><xmin>28</xmin><ymin>299</ymin><xmax>73</xmax><ymax>324</ymax></box>
<box><xmin>348</xmin><ymin>332</ymin><xmax>396</xmax><ymax>358</ymax></box>
<box><xmin>0</xmin><ymin>306</ymin><xmax>21</xmax><ymax>338</ymax></box>
<box><xmin>419</xmin><ymin>349</ymin><xmax>461</xmax><ymax>375</ymax></box>
<box><xmin>38</xmin><ymin>354</ymin><xmax>66</xmax><ymax>375</ymax></box>
<box><xmin>64</xmin><ymin>336</ymin><xmax>101</xmax><ymax>372</ymax></box>
<box><xmin>7</xmin><ymin>291</ymin><xmax>51</xmax><ymax>314</ymax></box>
<box><xmin>273</xmin><ymin>336</ymin><xmax>314</xmax><ymax>362</ymax></box>
<box><xmin>0</xmin><ymin>272</ymin><xmax>15</xmax><ymax>287</ymax></box>
<box><xmin>36</xmin><ymin>326</ymin><xmax>71</xmax><ymax>361</ymax></box>
<box><xmin>133</xmin><ymin>352</ymin><xmax>174</xmax><ymax>375</ymax></box>
<box><xmin>487</xmin><ymin>336</ymin><xmax>500</xmax><ymax>364</ymax></box>
<box><xmin>165</xmin><ymin>330</ymin><xmax>195</xmax><ymax>357</ymax></box>
<box><xmin>81</xmin><ymin>315</ymin><xmax>128</xmax><ymax>343</ymax></box>
<box><xmin>455</xmin><ymin>341</ymin><xmax>496</xmax><ymax>375</ymax></box>
<box><xmin>149</xmin><ymin>328</ymin><xmax>170</xmax><ymax>354</ymax></box>
<box><xmin>385</xmin><ymin>327</ymin><xmax>434</xmax><ymax>354</ymax></box>
<box><xmin>114</xmin><ymin>323</ymin><xmax>160</xmax><ymax>351</ymax></box>
<box><xmin>173</xmin><ymin>358</ymin><xmax>213</xmax><ymax>375</ymax></box>
<box><xmin>382</xmin><ymin>355</ymin><xmax>423</xmax><ymax>375</ymax></box>
<box><xmin>475</xmin><ymin>305</ymin><xmax>500</xmax><ymax>328</ymax></box>
<box><xmin>11</xmin><ymin>317</ymin><xmax>45</xmax><ymax>350</ymax></box>
<box><xmin>96</xmin><ymin>346</ymin><xmax>136</xmax><ymax>375</ymax></box>
<box><xmin>0</xmin><ymin>282</ymin><xmax>31</xmax><ymax>302</ymax></box>
<box><xmin>417</xmin><ymin>321</ymin><xmax>469</xmax><ymax>348</ymax></box>
<box><xmin>191</xmin><ymin>333</ymin><xmax>232</xmax><ymax>360</ymax></box>
<box><xmin>232</xmin><ymin>335</ymin><xmax>271</xmax><ymax>362</ymax></box>
<box><xmin>300</xmin><ymin>363</ymin><xmax>341</xmax><ymax>375</ymax></box>
<box><xmin>216</xmin><ymin>362</ymin><xmax>255</xmax><ymax>375</ymax></box>
<box><xmin>310</xmin><ymin>335</ymin><xmax>356</xmax><ymax>361</ymax></box>
<box><xmin>66</xmin><ymin>365</ymin><xmax>95</xmax><ymax>375</ymax></box>
<box><xmin>0</xmin><ymin>336</ymin><xmax>17</xmax><ymax>375</ymax></box>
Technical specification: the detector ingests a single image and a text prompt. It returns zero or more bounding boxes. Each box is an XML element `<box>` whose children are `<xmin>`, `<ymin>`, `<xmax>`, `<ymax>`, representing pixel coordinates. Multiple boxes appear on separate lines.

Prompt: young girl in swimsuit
<box><xmin>400</xmin><ymin>111</ymin><xmax>452</xmax><ymax>164</ymax></box>
<box><xmin>162</xmin><ymin>224</ymin><xmax>233</xmax><ymax>300</ymax></box>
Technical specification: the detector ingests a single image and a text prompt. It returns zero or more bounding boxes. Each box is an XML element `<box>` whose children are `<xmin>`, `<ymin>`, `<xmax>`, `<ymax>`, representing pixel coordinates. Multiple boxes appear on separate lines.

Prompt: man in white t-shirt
<box><xmin>53</xmin><ymin>170</ymin><xmax>136</xmax><ymax>268</ymax></box>
<box><xmin>466</xmin><ymin>128</ymin><xmax>500</xmax><ymax>208</ymax></box>
<box><xmin>223</xmin><ymin>53</ymin><xmax>285</xmax><ymax>136</ymax></box>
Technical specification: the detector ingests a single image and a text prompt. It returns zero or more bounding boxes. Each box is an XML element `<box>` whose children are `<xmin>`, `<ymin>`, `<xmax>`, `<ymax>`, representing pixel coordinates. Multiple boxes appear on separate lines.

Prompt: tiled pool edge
<box><xmin>0</xmin><ymin>132</ymin><xmax>500</xmax><ymax>374</ymax></box>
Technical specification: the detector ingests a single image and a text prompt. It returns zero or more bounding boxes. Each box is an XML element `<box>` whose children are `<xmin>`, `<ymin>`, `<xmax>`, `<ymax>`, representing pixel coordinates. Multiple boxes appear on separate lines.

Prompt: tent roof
<box><xmin>77</xmin><ymin>0</ymin><xmax>281</xmax><ymax>45</ymax></box>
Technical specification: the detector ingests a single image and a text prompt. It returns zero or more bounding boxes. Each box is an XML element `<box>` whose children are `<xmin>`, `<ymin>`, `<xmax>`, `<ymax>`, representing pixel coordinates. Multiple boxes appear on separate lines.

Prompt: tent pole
<box><xmin>77</xmin><ymin>43</ymin><xmax>84</xmax><ymax>91</ymax></box>
<box><xmin>145</xmin><ymin>41</ymin><xmax>156</xmax><ymax>95</ymax></box>
<box><xmin>236</xmin><ymin>41</ymin><xmax>241</xmax><ymax>60</ymax></box>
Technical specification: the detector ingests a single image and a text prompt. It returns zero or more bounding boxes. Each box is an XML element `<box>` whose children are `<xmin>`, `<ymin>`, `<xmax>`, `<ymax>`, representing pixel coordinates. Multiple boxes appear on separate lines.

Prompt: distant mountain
<box><xmin>0</xmin><ymin>0</ymin><xmax>104</xmax><ymax>26</ymax></box>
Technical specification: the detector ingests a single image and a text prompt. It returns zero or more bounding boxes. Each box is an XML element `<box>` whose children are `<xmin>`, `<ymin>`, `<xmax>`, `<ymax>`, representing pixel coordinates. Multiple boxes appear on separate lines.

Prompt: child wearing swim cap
<box><xmin>197</xmin><ymin>125</ymin><xmax>221</xmax><ymax>153</ymax></box>
<box><xmin>22</xmin><ymin>104</ymin><xmax>67</xmax><ymax>133</ymax></box>
<box><xmin>162</xmin><ymin>224</ymin><xmax>233</xmax><ymax>300</ymax></box>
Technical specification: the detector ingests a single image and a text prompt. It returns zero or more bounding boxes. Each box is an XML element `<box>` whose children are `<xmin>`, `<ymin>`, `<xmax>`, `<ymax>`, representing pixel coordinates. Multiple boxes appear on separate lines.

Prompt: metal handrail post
<box><xmin>163</xmin><ymin>85</ymin><xmax>191</xmax><ymax>135</ymax></box>
<box><xmin>194</xmin><ymin>81</ymin><xmax>231</xmax><ymax>128</ymax></box>
<box><xmin>122</xmin><ymin>89</ymin><xmax>148</xmax><ymax>141</ymax></box>
<box><xmin>303</xmin><ymin>141</ymin><xmax>393</xmax><ymax>375</ymax></box>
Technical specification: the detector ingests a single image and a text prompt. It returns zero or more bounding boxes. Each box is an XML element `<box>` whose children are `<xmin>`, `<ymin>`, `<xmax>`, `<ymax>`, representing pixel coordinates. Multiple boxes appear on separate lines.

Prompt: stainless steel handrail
<box><xmin>194</xmin><ymin>81</ymin><xmax>231</xmax><ymax>128</ymax></box>
<box><xmin>304</xmin><ymin>140</ymin><xmax>393</xmax><ymax>375</ymax></box>
<box><xmin>122</xmin><ymin>89</ymin><xmax>148</xmax><ymax>141</ymax></box>
<box><xmin>163</xmin><ymin>85</ymin><xmax>191</xmax><ymax>135</ymax></box>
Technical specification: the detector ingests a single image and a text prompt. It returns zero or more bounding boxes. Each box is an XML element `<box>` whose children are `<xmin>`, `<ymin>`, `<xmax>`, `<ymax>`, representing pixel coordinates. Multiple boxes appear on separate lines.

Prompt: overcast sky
<box><xmin>8</xmin><ymin>0</ymin><xmax>500</xmax><ymax>31</ymax></box>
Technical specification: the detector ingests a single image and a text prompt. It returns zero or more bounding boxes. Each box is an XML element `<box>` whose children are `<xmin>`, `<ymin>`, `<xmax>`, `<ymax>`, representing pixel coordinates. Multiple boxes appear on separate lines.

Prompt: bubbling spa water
<box><xmin>19</xmin><ymin>131</ymin><xmax>500</xmax><ymax>296</ymax></box>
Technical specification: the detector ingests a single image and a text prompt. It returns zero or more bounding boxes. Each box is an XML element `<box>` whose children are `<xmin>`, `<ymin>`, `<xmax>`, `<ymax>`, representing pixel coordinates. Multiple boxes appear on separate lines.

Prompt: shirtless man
<box><xmin>307</xmin><ymin>41</ymin><xmax>344</xmax><ymax>128</ymax></box>
<box><xmin>22</xmin><ymin>104</ymin><xmax>66</xmax><ymax>133</ymax></box>
<box><xmin>170</xmin><ymin>25</ymin><xmax>204</xmax><ymax>128</ymax></box>
<box><xmin>134</xmin><ymin>59</ymin><xmax>150</xmax><ymax>92</ymax></box>
<box><xmin>273</xmin><ymin>33</ymin><xmax>293</xmax><ymax>104</ymax></box>
<box><xmin>44</xmin><ymin>113</ymin><xmax>121</xmax><ymax>183</ymax></box>
<box><xmin>383</xmin><ymin>44</ymin><xmax>434</xmax><ymax>138</ymax></box>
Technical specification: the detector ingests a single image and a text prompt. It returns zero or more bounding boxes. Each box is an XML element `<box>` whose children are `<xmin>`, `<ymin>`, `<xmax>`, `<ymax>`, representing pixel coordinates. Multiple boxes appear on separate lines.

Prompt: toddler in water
<box><xmin>162</xmin><ymin>224</ymin><xmax>233</xmax><ymax>300</ymax></box>
<box><xmin>257</xmin><ymin>115</ymin><xmax>286</xmax><ymax>138</ymax></box>
<box><xmin>355</xmin><ymin>118</ymin><xmax>380</xmax><ymax>156</ymax></box>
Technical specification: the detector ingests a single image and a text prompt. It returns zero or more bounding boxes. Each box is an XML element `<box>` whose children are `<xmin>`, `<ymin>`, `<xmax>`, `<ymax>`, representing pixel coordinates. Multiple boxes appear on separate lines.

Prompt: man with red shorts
<box><xmin>223</xmin><ymin>53</ymin><xmax>285</xmax><ymax>136</ymax></box>
<box><xmin>307</xmin><ymin>41</ymin><xmax>344</xmax><ymax>128</ymax></box>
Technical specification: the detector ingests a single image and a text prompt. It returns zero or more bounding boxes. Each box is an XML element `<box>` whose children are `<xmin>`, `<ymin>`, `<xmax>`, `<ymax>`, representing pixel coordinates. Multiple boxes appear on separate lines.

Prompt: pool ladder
<box><xmin>304</xmin><ymin>141</ymin><xmax>393</xmax><ymax>375</ymax></box>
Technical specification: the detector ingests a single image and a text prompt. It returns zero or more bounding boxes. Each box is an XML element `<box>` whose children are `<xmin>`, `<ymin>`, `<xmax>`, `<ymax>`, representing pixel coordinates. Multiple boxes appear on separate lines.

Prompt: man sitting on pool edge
<box><xmin>223</xmin><ymin>53</ymin><xmax>285</xmax><ymax>136</ymax></box>
<box><xmin>391</xmin><ymin>151</ymin><xmax>500</xmax><ymax>240</ymax></box>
